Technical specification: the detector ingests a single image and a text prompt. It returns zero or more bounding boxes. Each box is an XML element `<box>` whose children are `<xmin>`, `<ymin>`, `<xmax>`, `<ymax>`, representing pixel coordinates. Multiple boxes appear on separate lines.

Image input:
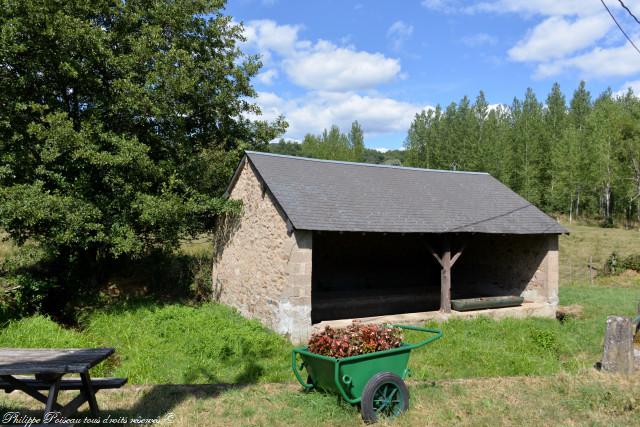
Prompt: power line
<box><xmin>600</xmin><ymin>0</ymin><xmax>640</xmax><ymax>56</ymax></box>
<box><xmin>618</xmin><ymin>0</ymin><xmax>640</xmax><ymax>26</ymax></box>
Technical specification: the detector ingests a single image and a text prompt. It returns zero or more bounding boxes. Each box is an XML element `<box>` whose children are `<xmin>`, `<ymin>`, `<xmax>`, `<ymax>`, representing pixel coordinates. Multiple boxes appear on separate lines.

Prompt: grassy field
<box><xmin>0</xmin><ymin>282</ymin><xmax>637</xmax><ymax>386</ymax></box>
<box><xmin>560</xmin><ymin>223</ymin><xmax>640</xmax><ymax>285</ymax></box>
<box><xmin>0</xmin><ymin>304</ymin><xmax>292</xmax><ymax>384</ymax></box>
<box><xmin>0</xmin><ymin>371</ymin><xmax>638</xmax><ymax>426</ymax></box>
<box><xmin>0</xmin><ymin>233</ymin><xmax>14</xmax><ymax>261</ymax></box>
<box><xmin>0</xmin><ymin>222</ymin><xmax>638</xmax><ymax>425</ymax></box>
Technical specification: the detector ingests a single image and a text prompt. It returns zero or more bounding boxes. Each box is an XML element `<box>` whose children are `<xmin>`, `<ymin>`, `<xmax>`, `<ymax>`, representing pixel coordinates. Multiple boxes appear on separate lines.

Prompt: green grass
<box><xmin>0</xmin><ymin>303</ymin><xmax>293</xmax><ymax>384</ymax></box>
<box><xmin>2</xmin><ymin>373</ymin><xmax>639</xmax><ymax>426</ymax></box>
<box><xmin>0</xmin><ymin>282</ymin><xmax>637</xmax><ymax>384</ymax></box>
<box><xmin>0</xmin><ymin>232</ymin><xmax>15</xmax><ymax>261</ymax></box>
<box><xmin>406</xmin><ymin>283</ymin><xmax>640</xmax><ymax>380</ymax></box>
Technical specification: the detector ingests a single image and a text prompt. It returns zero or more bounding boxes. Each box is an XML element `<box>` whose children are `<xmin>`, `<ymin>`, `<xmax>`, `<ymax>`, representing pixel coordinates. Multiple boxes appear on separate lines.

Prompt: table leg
<box><xmin>43</xmin><ymin>376</ymin><xmax>61</xmax><ymax>424</ymax></box>
<box><xmin>0</xmin><ymin>375</ymin><xmax>61</xmax><ymax>408</ymax></box>
<box><xmin>80</xmin><ymin>372</ymin><xmax>99</xmax><ymax>417</ymax></box>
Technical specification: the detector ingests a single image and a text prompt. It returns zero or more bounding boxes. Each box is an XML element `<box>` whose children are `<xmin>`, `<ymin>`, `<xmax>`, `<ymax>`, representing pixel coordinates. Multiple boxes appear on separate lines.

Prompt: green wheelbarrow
<box><xmin>292</xmin><ymin>324</ymin><xmax>442</xmax><ymax>423</ymax></box>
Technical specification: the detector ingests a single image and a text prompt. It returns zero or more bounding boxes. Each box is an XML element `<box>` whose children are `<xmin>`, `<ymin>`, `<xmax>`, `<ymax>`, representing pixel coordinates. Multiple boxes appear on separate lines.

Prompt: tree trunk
<box><xmin>604</xmin><ymin>183</ymin><xmax>611</xmax><ymax>223</ymax></box>
<box><xmin>569</xmin><ymin>194</ymin><xmax>573</xmax><ymax>224</ymax></box>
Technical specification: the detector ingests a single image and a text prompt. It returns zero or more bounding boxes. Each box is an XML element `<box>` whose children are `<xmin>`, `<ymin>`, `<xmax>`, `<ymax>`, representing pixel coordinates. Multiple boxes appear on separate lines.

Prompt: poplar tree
<box><xmin>349</xmin><ymin>121</ymin><xmax>366</xmax><ymax>162</ymax></box>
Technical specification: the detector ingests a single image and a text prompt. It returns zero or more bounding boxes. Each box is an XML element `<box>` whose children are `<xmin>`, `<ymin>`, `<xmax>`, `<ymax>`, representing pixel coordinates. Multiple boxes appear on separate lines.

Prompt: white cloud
<box><xmin>255</xmin><ymin>91</ymin><xmax>431</xmax><ymax>139</ymax></box>
<box><xmin>508</xmin><ymin>14</ymin><xmax>612</xmax><ymax>62</ymax></box>
<box><xmin>373</xmin><ymin>147</ymin><xmax>389</xmax><ymax>153</ymax></box>
<box><xmin>471</xmin><ymin>0</ymin><xmax>603</xmax><ymax>17</ymax></box>
<box><xmin>283</xmin><ymin>41</ymin><xmax>401</xmax><ymax>91</ymax></box>
<box><xmin>256</xmin><ymin>68</ymin><xmax>279</xmax><ymax>85</ymax></box>
<box><xmin>242</xmin><ymin>20</ymin><xmax>418</xmax><ymax>141</ymax></box>
<box><xmin>421</xmin><ymin>0</ymin><xmax>459</xmax><ymax>13</ymax></box>
<box><xmin>242</xmin><ymin>20</ymin><xmax>302</xmax><ymax>58</ymax></box>
<box><xmin>387</xmin><ymin>21</ymin><xmax>414</xmax><ymax>51</ymax></box>
<box><xmin>445</xmin><ymin>0</ymin><xmax>640</xmax><ymax>79</ymax></box>
<box><xmin>461</xmin><ymin>33</ymin><xmax>497</xmax><ymax>47</ymax></box>
<box><xmin>243</xmin><ymin>20</ymin><xmax>401</xmax><ymax>91</ymax></box>
<box><xmin>615</xmin><ymin>80</ymin><xmax>640</xmax><ymax>97</ymax></box>
<box><xmin>535</xmin><ymin>42</ymin><xmax>640</xmax><ymax>78</ymax></box>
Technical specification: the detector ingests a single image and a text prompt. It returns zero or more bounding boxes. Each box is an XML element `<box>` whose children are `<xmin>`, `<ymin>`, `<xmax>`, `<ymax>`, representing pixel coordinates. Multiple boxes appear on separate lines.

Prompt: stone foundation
<box><xmin>313</xmin><ymin>302</ymin><xmax>556</xmax><ymax>333</ymax></box>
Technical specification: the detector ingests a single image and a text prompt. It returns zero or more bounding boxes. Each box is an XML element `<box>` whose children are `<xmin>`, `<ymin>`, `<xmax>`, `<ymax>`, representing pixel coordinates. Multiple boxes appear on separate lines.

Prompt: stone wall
<box><xmin>211</xmin><ymin>158</ymin><xmax>312</xmax><ymax>343</ymax></box>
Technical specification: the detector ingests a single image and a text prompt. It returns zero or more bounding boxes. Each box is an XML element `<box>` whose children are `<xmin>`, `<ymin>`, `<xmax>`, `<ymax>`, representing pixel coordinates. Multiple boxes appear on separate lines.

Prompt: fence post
<box><xmin>601</xmin><ymin>316</ymin><xmax>634</xmax><ymax>375</ymax></box>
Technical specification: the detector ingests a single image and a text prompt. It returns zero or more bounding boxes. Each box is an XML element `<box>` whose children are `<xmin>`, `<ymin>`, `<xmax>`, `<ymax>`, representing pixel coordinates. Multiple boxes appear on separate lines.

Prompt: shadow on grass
<box><xmin>0</xmin><ymin>383</ymin><xmax>250</xmax><ymax>425</ymax></box>
<box><xmin>108</xmin><ymin>383</ymin><xmax>249</xmax><ymax>422</ymax></box>
<box><xmin>105</xmin><ymin>360</ymin><xmax>268</xmax><ymax>420</ymax></box>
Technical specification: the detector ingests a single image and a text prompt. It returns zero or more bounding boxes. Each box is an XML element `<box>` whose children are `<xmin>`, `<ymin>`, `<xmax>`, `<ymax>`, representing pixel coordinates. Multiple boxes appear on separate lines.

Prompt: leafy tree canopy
<box><xmin>403</xmin><ymin>82</ymin><xmax>640</xmax><ymax>226</ymax></box>
<box><xmin>0</xmin><ymin>0</ymin><xmax>286</xmax><ymax>262</ymax></box>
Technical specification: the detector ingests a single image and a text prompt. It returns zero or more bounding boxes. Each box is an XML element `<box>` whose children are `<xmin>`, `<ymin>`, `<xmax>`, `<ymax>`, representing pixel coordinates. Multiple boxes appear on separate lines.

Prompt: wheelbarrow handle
<box><xmin>392</xmin><ymin>324</ymin><xmax>443</xmax><ymax>350</ymax></box>
<box><xmin>291</xmin><ymin>348</ymin><xmax>314</xmax><ymax>390</ymax></box>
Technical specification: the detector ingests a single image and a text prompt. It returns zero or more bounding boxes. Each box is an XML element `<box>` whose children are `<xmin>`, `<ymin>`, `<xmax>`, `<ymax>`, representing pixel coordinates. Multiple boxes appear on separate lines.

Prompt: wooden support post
<box><xmin>425</xmin><ymin>239</ymin><xmax>466</xmax><ymax>314</ymax></box>
<box><xmin>601</xmin><ymin>316</ymin><xmax>634</xmax><ymax>375</ymax></box>
<box><xmin>440</xmin><ymin>239</ymin><xmax>451</xmax><ymax>313</ymax></box>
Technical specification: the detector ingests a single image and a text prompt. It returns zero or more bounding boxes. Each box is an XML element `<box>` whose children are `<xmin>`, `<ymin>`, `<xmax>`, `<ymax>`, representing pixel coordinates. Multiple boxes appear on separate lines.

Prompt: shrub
<box><xmin>530</xmin><ymin>328</ymin><xmax>559</xmax><ymax>353</ymax></box>
<box><xmin>0</xmin><ymin>245</ymin><xmax>58</xmax><ymax>321</ymax></box>
<box><xmin>307</xmin><ymin>322</ymin><xmax>403</xmax><ymax>358</ymax></box>
<box><xmin>603</xmin><ymin>252</ymin><xmax>640</xmax><ymax>275</ymax></box>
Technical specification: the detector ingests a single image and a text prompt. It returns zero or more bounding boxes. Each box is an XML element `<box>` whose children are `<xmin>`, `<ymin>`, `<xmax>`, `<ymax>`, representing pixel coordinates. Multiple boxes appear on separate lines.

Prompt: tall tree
<box><xmin>401</xmin><ymin>82</ymin><xmax>639</xmax><ymax>225</ymax></box>
<box><xmin>544</xmin><ymin>83</ymin><xmax>567</xmax><ymax>211</ymax></box>
<box><xmin>0</xmin><ymin>1</ymin><xmax>286</xmax><ymax>272</ymax></box>
<box><xmin>508</xmin><ymin>89</ymin><xmax>546</xmax><ymax>204</ymax></box>
<box><xmin>568</xmin><ymin>81</ymin><xmax>593</xmax><ymax>217</ymax></box>
<box><xmin>589</xmin><ymin>91</ymin><xmax>619</xmax><ymax>224</ymax></box>
<box><xmin>349</xmin><ymin>121</ymin><xmax>365</xmax><ymax>162</ymax></box>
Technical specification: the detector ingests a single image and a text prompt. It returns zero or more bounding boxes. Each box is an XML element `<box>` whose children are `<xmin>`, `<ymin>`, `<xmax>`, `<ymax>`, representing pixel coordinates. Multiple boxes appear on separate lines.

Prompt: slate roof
<box><xmin>232</xmin><ymin>151</ymin><xmax>567</xmax><ymax>235</ymax></box>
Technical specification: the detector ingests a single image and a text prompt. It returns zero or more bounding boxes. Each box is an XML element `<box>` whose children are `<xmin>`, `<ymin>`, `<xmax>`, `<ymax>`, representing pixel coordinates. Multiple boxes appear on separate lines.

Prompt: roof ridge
<box><xmin>245</xmin><ymin>151</ymin><xmax>490</xmax><ymax>175</ymax></box>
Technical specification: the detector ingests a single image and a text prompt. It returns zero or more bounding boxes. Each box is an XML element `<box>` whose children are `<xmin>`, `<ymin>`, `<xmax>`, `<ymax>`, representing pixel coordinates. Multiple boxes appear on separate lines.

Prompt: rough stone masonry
<box><xmin>211</xmin><ymin>158</ymin><xmax>313</xmax><ymax>343</ymax></box>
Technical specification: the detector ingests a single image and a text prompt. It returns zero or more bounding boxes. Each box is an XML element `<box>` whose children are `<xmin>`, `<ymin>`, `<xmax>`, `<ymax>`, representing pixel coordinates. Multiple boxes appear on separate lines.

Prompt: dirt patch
<box><xmin>620</xmin><ymin>269</ymin><xmax>640</xmax><ymax>279</ymax></box>
<box><xmin>556</xmin><ymin>304</ymin><xmax>583</xmax><ymax>321</ymax></box>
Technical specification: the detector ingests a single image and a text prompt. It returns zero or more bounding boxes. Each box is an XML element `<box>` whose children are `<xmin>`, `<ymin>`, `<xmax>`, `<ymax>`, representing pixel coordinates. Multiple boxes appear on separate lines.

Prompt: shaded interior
<box><xmin>311</xmin><ymin>232</ymin><xmax>547</xmax><ymax>323</ymax></box>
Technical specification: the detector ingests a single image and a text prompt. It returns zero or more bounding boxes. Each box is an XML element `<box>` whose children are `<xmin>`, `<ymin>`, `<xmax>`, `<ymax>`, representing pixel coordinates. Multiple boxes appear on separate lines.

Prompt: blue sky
<box><xmin>227</xmin><ymin>0</ymin><xmax>640</xmax><ymax>150</ymax></box>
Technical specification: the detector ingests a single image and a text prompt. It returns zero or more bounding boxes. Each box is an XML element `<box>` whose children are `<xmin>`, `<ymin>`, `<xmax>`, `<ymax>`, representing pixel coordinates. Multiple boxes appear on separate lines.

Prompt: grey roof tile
<box><xmin>242</xmin><ymin>151</ymin><xmax>567</xmax><ymax>235</ymax></box>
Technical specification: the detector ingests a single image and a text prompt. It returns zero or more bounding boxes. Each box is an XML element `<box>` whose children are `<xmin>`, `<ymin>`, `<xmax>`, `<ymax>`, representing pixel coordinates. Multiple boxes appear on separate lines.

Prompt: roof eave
<box><xmin>223</xmin><ymin>155</ymin><xmax>248</xmax><ymax>199</ymax></box>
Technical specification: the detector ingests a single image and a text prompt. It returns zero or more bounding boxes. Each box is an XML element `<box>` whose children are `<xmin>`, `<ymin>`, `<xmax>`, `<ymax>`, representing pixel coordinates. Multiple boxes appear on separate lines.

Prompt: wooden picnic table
<box><xmin>0</xmin><ymin>348</ymin><xmax>127</xmax><ymax>424</ymax></box>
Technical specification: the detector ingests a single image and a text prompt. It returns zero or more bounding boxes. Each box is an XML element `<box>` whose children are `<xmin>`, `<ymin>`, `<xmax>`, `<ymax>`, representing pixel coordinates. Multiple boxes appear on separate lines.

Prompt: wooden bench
<box><xmin>0</xmin><ymin>377</ymin><xmax>127</xmax><ymax>392</ymax></box>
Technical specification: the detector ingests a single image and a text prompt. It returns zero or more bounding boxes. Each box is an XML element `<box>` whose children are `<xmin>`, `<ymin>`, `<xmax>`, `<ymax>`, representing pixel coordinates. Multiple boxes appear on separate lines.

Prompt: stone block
<box><xmin>602</xmin><ymin>316</ymin><xmax>634</xmax><ymax>375</ymax></box>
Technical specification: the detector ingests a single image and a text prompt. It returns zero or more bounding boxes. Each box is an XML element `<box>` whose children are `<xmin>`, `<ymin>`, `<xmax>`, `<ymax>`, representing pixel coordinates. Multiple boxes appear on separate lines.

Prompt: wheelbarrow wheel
<box><xmin>360</xmin><ymin>372</ymin><xmax>409</xmax><ymax>424</ymax></box>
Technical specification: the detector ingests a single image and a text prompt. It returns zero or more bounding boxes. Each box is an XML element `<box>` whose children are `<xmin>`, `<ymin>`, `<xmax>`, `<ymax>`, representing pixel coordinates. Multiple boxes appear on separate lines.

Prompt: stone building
<box><xmin>212</xmin><ymin>151</ymin><xmax>566</xmax><ymax>343</ymax></box>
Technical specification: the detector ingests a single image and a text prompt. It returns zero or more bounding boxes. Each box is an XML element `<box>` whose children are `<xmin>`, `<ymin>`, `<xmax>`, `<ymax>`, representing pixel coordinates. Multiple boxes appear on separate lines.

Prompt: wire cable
<box><xmin>617</xmin><ymin>0</ymin><xmax>640</xmax><ymax>26</ymax></box>
<box><xmin>600</xmin><ymin>0</ymin><xmax>640</xmax><ymax>55</ymax></box>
